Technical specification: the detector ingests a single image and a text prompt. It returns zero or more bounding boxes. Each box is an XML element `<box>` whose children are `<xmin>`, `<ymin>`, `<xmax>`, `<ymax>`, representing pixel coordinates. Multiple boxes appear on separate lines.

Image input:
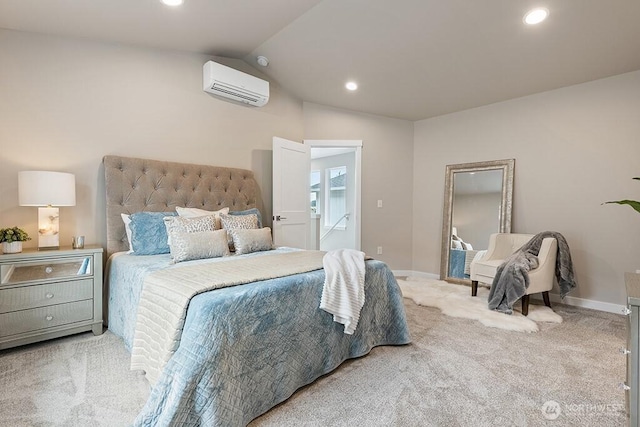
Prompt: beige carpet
<box><xmin>0</xmin><ymin>298</ymin><xmax>627</xmax><ymax>426</ymax></box>
<box><xmin>0</xmin><ymin>331</ymin><xmax>148</xmax><ymax>427</ymax></box>
<box><xmin>398</xmin><ymin>277</ymin><xmax>562</xmax><ymax>333</ymax></box>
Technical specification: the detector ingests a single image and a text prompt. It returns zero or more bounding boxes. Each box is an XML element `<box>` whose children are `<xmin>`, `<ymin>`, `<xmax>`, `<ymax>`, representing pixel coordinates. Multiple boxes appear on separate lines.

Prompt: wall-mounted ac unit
<box><xmin>203</xmin><ymin>60</ymin><xmax>269</xmax><ymax>107</ymax></box>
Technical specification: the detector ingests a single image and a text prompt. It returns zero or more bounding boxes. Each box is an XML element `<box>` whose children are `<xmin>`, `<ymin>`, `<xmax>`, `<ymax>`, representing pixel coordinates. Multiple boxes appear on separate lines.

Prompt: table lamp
<box><xmin>18</xmin><ymin>171</ymin><xmax>76</xmax><ymax>250</ymax></box>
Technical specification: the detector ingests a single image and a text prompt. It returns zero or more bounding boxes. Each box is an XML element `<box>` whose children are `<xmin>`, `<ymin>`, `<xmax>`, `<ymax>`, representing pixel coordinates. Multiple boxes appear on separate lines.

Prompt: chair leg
<box><xmin>521</xmin><ymin>294</ymin><xmax>530</xmax><ymax>316</ymax></box>
<box><xmin>471</xmin><ymin>280</ymin><xmax>478</xmax><ymax>297</ymax></box>
<box><xmin>542</xmin><ymin>291</ymin><xmax>551</xmax><ymax>308</ymax></box>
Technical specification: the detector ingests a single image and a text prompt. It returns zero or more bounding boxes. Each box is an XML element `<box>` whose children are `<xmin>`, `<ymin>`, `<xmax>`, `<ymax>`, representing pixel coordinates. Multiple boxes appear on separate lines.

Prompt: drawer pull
<box><xmin>45</xmin><ymin>315</ymin><xmax>54</xmax><ymax>321</ymax></box>
<box><xmin>619</xmin><ymin>382</ymin><xmax>631</xmax><ymax>391</ymax></box>
<box><xmin>622</xmin><ymin>307</ymin><xmax>632</xmax><ymax>316</ymax></box>
<box><xmin>45</xmin><ymin>266</ymin><xmax>54</xmax><ymax>274</ymax></box>
<box><xmin>45</xmin><ymin>293</ymin><xmax>54</xmax><ymax>299</ymax></box>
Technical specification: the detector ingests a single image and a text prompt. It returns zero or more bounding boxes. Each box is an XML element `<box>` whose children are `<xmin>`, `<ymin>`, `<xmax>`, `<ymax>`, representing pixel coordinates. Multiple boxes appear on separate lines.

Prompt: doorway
<box><xmin>305</xmin><ymin>140</ymin><xmax>362</xmax><ymax>251</ymax></box>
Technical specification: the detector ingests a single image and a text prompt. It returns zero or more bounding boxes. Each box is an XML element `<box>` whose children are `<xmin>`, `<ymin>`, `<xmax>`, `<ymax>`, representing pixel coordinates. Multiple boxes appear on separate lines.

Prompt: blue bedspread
<box><xmin>108</xmin><ymin>249</ymin><xmax>295</xmax><ymax>351</ymax></box>
<box><xmin>107</xmin><ymin>250</ymin><xmax>410</xmax><ymax>426</ymax></box>
<box><xmin>449</xmin><ymin>248</ymin><xmax>466</xmax><ymax>278</ymax></box>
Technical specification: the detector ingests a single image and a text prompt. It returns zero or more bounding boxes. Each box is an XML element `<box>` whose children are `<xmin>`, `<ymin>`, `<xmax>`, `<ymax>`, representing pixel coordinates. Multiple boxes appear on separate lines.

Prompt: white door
<box><xmin>272</xmin><ymin>137</ymin><xmax>310</xmax><ymax>249</ymax></box>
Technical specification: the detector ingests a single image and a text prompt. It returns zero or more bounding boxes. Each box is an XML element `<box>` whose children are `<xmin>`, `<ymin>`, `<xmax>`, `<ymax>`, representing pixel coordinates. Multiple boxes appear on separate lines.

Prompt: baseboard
<box><xmin>394</xmin><ymin>270</ymin><xmax>625</xmax><ymax>315</ymax></box>
<box><xmin>534</xmin><ymin>293</ymin><xmax>625</xmax><ymax>315</ymax></box>
<box><xmin>392</xmin><ymin>270</ymin><xmax>439</xmax><ymax>280</ymax></box>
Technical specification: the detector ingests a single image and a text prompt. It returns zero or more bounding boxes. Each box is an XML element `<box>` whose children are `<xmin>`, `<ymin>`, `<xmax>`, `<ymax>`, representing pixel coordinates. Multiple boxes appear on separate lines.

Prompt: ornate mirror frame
<box><xmin>439</xmin><ymin>159</ymin><xmax>515</xmax><ymax>284</ymax></box>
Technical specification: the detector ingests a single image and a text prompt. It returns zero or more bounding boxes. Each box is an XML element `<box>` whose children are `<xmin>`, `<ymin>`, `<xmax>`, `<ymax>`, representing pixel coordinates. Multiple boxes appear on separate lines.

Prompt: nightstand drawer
<box><xmin>1</xmin><ymin>256</ymin><xmax>93</xmax><ymax>285</ymax></box>
<box><xmin>0</xmin><ymin>300</ymin><xmax>93</xmax><ymax>338</ymax></box>
<box><xmin>0</xmin><ymin>279</ymin><xmax>93</xmax><ymax>314</ymax></box>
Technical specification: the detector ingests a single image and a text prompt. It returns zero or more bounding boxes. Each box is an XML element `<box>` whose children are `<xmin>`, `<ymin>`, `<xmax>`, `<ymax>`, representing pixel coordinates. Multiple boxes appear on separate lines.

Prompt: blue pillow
<box><xmin>229</xmin><ymin>208</ymin><xmax>263</xmax><ymax>228</ymax></box>
<box><xmin>129</xmin><ymin>211</ymin><xmax>177</xmax><ymax>255</ymax></box>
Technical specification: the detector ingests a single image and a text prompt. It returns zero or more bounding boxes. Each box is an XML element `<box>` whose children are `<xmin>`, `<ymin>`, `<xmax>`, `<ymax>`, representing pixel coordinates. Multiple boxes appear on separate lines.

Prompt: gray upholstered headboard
<box><xmin>103</xmin><ymin>155</ymin><xmax>264</xmax><ymax>258</ymax></box>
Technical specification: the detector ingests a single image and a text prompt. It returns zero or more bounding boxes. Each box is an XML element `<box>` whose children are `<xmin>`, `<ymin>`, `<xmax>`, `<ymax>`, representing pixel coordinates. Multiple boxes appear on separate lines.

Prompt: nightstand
<box><xmin>0</xmin><ymin>246</ymin><xmax>103</xmax><ymax>350</ymax></box>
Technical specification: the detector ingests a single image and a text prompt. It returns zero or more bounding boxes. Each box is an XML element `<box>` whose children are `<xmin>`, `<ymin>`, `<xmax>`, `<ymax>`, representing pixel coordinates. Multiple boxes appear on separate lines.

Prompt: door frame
<box><xmin>304</xmin><ymin>139</ymin><xmax>362</xmax><ymax>251</ymax></box>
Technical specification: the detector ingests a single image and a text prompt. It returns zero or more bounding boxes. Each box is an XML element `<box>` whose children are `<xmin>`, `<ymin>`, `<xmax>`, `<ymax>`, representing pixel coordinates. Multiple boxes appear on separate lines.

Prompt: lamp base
<box><xmin>38</xmin><ymin>207</ymin><xmax>60</xmax><ymax>250</ymax></box>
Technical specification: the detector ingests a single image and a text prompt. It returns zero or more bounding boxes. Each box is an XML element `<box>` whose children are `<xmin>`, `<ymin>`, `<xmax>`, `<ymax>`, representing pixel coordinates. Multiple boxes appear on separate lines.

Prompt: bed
<box><xmin>103</xmin><ymin>155</ymin><xmax>411</xmax><ymax>426</ymax></box>
<box><xmin>448</xmin><ymin>232</ymin><xmax>480</xmax><ymax>279</ymax></box>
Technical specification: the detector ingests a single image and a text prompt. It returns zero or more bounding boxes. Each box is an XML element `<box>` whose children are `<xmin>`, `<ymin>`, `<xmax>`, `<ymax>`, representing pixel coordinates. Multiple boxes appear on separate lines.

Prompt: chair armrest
<box><xmin>529</xmin><ymin>238</ymin><xmax>558</xmax><ymax>281</ymax></box>
<box><xmin>536</xmin><ymin>238</ymin><xmax>556</xmax><ymax>264</ymax></box>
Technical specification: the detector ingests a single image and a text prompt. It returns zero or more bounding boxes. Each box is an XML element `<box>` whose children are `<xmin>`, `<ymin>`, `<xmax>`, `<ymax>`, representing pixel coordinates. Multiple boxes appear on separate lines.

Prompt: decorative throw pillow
<box><xmin>164</xmin><ymin>215</ymin><xmax>217</xmax><ymax>245</ymax></box>
<box><xmin>229</xmin><ymin>208</ymin><xmax>263</xmax><ymax>228</ymax></box>
<box><xmin>220</xmin><ymin>212</ymin><xmax>259</xmax><ymax>229</ymax></box>
<box><xmin>169</xmin><ymin>229</ymin><xmax>230</xmax><ymax>263</ymax></box>
<box><xmin>129</xmin><ymin>211</ymin><xmax>177</xmax><ymax>255</ymax></box>
<box><xmin>175</xmin><ymin>206</ymin><xmax>229</xmax><ymax>229</ymax></box>
<box><xmin>228</xmin><ymin>227</ymin><xmax>274</xmax><ymax>255</ymax></box>
<box><xmin>219</xmin><ymin>213</ymin><xmax>259</xmax><ymax>250</ymax></box>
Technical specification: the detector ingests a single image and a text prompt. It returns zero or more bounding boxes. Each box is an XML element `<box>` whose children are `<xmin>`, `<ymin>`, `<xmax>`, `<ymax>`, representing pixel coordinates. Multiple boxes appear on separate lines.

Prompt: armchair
<box><xmin>470</xmin><ymin>233</ymin><xmax>558</xmax><ymax>315</ymax></box>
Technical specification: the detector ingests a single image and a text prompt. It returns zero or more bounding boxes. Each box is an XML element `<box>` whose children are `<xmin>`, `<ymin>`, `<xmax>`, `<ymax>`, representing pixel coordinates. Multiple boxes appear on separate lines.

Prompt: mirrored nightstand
<box><xmin>0</xmin><ymin>246</ymin><xmax>103</xmax><ymax>350</ymax></box>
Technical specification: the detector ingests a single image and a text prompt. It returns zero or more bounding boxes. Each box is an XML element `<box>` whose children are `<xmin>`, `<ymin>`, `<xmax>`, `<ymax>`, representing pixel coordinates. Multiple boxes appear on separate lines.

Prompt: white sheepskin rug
<box><xmin>397</xmin><ymin>276</ymin><xmax>562</xmax><ymax>333</ymax></box>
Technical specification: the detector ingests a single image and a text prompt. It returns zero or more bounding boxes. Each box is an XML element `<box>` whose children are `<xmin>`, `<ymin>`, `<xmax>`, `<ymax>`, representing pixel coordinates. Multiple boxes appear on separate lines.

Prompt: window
<box><xmin>310</xmin><ymin>170</ymin><xmax>321</xmax><ymax>214</ymax></box>
<box><xmin>325</xmin><ymin>166</ymin><xmax>347</xmax><ymax>228</ymax></box>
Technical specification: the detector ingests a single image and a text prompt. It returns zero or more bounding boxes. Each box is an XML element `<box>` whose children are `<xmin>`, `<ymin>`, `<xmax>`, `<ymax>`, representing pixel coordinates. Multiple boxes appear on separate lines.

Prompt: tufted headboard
<box><xmin>103</xmin><ymin>155</ymin><xmax>264</xmax><ymax>259</ymax></box>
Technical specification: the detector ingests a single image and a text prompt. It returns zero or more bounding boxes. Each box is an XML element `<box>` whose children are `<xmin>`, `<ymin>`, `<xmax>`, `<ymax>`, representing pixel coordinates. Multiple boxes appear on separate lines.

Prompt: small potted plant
<box><xmin>0</xmin><ymin>226</ymin><xmax>31</xmax><ymax>254</ymax></box>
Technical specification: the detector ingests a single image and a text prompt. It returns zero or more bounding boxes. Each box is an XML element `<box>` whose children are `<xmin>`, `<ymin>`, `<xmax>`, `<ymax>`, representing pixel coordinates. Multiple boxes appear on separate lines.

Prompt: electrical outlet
<box><xmin>377</xmin><ymin>246</ymin><xmax>383</xmax><ymax>255</ymax></box>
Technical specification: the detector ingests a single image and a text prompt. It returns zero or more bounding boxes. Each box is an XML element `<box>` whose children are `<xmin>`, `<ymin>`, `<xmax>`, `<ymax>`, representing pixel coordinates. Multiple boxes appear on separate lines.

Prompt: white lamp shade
<box><xmin>18</xmin><ymin>171</ymin><xmax>76</xmax><ymax>206</ymax></box>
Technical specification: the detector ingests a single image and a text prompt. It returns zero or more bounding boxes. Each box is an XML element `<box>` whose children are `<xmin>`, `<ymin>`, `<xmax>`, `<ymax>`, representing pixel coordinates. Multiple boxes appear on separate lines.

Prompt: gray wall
<box><xmin>413</xmin><ymin>70</ymin><xmax>640</xmax><ymax>305</ymax></box>
<box><xmin>0</xmin><ymin>29</ymin><xmax>304</xmax><ymax>250</ymax></box>
<box><xmin>303</xmin><ymin>102</ymin><xmax>414</xmax><ymax>269</ymax></box>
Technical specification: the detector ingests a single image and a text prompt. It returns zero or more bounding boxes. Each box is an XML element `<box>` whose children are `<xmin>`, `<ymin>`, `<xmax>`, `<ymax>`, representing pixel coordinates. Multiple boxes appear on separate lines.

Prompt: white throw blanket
<box><xmin>319</xmin><ymin>249</ymin><xmax>366</xmax><ymax>334</ymax></box>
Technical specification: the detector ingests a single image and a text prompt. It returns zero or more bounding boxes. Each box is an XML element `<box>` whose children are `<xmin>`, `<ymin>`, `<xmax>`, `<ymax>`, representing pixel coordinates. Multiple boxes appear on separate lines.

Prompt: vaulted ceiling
<box><xmin>2</xmin><ymin>0</ymin><xmax>639</xmax><ymax>120</ymax></box>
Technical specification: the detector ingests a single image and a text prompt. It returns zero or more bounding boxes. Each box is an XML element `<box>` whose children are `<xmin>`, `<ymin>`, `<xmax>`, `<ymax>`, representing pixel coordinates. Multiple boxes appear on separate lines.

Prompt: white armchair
<box><xmin>470</xmin><ymin>233</ymin><xmax>558</xmax><ymax>315</ymax></box>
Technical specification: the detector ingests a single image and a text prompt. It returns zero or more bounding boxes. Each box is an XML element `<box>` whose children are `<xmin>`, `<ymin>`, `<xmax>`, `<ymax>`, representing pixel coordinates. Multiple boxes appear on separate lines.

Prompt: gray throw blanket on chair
<box><xmin>487</xmin><ymin>231</ymin><xmax>577</xmax><ymax>314</ymax></box>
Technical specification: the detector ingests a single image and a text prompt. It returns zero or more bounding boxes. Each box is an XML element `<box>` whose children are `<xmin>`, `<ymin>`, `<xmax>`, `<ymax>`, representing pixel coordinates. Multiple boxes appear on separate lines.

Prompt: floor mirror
<box><xmin>440</xmin><ymin>159</ymin><xmax>515</xmax><ymax>284</ymax></box>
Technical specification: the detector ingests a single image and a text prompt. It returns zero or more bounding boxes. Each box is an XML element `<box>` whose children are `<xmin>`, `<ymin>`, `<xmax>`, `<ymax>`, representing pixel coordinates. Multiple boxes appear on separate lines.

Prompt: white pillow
<box><xmin>168</xmin><ymin>229</ymin><xmax>230</xmax><ymax>263</ymax></box>
<box><xmin>451</xmin><ymin>239</ymin><xmax>463</xmax><ymax>250</ymax></box>
<box><xmin>228</xmin><ymin>227</ymin><xmax>274</xmax><ymax>255</ymax></box>
<box><xmin>175</xmin><ymin>206</ymin><xmax>229</xmax><ymax>229</ymax></box>
<box><xmin>121</xmin><ymin>213</ymin><xmax>133</xmax><ymax>253</ymax></box>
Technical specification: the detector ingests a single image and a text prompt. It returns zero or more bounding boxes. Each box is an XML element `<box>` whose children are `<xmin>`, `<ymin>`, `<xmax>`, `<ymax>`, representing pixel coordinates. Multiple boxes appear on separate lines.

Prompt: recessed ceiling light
<box><xmin>161</xmin><ymin>0</ymin><xmax>184</xmax><ymax>6</ymax></box>
<box><xmin>345</xmin><ymin>81</ymin><xmax>358</xmax><ymax>91</ymax></box>
<box><xmin>523</xmin><ymin>8</ymin><xmax>549</xmax><ymax>25</ymax></box>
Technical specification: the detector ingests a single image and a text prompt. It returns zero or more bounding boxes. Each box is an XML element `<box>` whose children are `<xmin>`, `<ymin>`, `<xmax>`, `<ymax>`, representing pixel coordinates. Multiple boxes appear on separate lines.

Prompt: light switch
<box><xmin>377</xmin><ymin>200</ymin><xmax>383</xmax><ymax>208</ymax></box>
